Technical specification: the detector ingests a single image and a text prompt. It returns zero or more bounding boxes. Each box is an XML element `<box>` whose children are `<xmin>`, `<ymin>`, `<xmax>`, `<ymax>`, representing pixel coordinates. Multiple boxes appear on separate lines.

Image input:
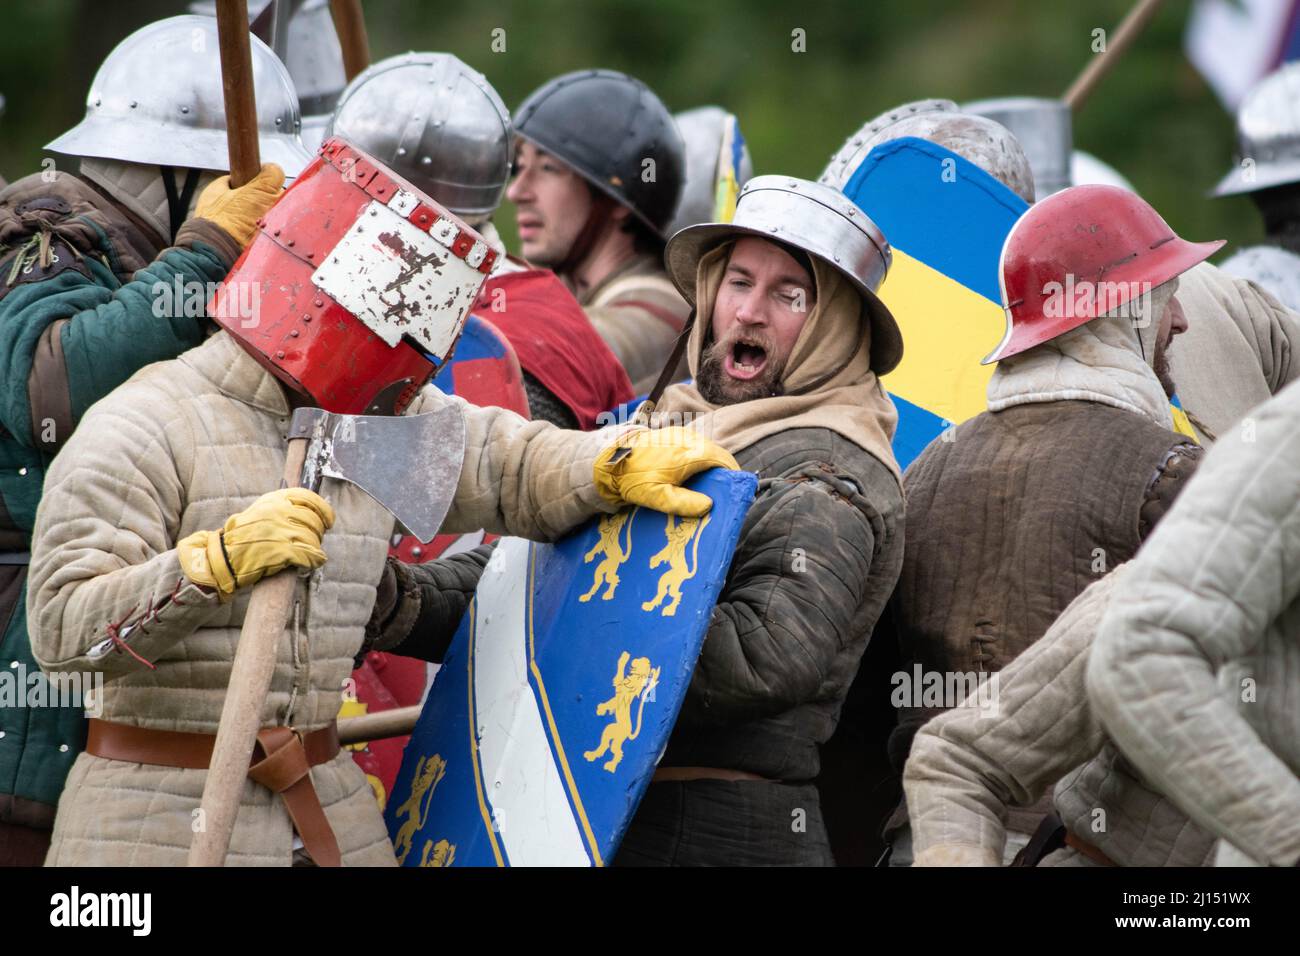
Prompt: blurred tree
<box><xmin>0</xmin><ymin>1</ymin><xmax>1259</xmax><ymax>272</ymax></box>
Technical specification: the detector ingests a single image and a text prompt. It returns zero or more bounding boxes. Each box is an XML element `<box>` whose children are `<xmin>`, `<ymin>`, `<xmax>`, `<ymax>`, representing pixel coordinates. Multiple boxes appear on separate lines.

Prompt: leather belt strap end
<box><xmin>85</xmin><ymin>718</ymin><xmax>342</xmax><ymax>867</ymax></box>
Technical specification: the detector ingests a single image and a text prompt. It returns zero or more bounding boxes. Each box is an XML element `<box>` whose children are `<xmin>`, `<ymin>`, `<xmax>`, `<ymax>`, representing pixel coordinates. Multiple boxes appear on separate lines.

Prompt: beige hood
<box><xmin>653</xmin><ymin>241</ymin><xmax>902</xmax><ymax>484</ymax></box>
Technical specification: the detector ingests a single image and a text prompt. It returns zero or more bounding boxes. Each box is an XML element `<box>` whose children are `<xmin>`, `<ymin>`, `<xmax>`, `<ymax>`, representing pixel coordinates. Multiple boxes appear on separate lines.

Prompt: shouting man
<box><xmin>368</xmin><ymin>176</ymin><xmax>907</xmax><ymax>865</ymax></box>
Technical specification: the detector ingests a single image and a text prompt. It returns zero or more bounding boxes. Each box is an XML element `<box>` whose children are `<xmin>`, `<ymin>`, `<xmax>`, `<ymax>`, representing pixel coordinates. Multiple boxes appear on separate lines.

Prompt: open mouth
<box><xmin>723</xmin><ymin>339</ymin><xmax>769</xmax><ymax>381</ymax></box>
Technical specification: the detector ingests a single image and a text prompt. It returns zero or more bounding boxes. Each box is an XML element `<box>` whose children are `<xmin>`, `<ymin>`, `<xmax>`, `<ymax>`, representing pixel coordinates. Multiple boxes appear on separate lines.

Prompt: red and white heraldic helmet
<box><xmin>210</xmin><ymin>137</ymin><xmax>499</xmax><ymax>414</ymax></box>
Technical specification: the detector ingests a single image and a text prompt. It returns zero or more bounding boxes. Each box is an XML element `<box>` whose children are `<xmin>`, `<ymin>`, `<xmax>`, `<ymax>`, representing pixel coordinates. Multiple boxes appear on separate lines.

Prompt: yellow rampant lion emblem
<box><xmin>642</xmin><ymin>513</ymin><xmax>711</xmax><ymax>616</ymax></box>
<box><xmin>392</xmin><ymin>753</ymin><xmax>447</xmax><ymax>865</ymax></box>
<box><xmin>583</xmin><ymin>651</ymin><xmax>660</xmax><ymax>773</ymax></box>
<box><xmin>418</xmin><ymin>838</ymin><xmax>457</xmax><ymax>867</ymax></box>
<box><xmin>579</xmin><ymin>509</ymin><xmax>636</xmax><ymax>603</ymax></box>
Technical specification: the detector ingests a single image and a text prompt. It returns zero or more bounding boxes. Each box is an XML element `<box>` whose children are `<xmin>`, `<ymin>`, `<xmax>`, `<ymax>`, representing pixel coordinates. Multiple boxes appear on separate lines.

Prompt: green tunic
<box><xmin>0</xmin><ymin>170</ymin><xmax>238</xmax><ymax>831</ymax></box>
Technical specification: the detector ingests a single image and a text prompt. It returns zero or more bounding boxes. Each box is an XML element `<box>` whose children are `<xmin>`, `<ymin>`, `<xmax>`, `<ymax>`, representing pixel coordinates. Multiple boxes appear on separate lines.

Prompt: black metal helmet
<box><xmin>513</xmin><ymin>69</ymin><xmax>685</xmax><ymax>238</ymax></box>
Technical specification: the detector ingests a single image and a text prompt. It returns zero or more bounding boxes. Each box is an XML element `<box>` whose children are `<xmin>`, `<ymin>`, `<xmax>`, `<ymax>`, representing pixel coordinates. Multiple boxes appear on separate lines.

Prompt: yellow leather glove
<box><xmin>193</xmin><ymin>162</ymin><xmax>286</xmax><ymax>248</ymax></box>
<box><xmin>177</xmin><ymin>488</ymin><xmax>335</xmax><ymax>599</ymax></box>
<box><xmin>593</xmin><ymin>427</ymin><xmax>740</xmax><ymax>517</ymax></box>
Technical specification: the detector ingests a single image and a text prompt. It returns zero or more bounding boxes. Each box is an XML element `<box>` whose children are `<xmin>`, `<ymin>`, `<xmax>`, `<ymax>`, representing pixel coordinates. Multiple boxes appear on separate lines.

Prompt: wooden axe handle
<box><xmin>216</xmin><ymin>0</ymin><xmax>262</xmax><ymax>188</ymax></box>
<box><xmin>330</xmin><ymin>0</ymin><xmax>371</xmax><ymax>82</ymax></box>
<box><xmin>187</xmin><ymin>437</ymin><xmax>309</xmax><ymax>867</ymax></box>
<box><xmin>337</xmin><ymin>705</ymin><xmax>422</xmax><ymax>746</ymax></box>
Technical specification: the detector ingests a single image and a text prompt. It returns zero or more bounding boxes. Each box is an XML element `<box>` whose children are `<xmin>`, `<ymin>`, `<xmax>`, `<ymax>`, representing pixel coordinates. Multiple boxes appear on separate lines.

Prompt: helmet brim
<box><xmin>1210</xmin><ymin>157</ymin><xmax>1300</xmax><ymax>197</ymax></box>
<box><xmin>46</xmin><ymin>117</ymin><xmax>314</xmax><ymax>180</ymax></box>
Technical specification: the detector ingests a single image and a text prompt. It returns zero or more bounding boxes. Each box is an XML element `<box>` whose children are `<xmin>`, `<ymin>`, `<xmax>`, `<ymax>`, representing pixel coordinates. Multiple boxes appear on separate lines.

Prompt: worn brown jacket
<box><xmin>888</xmin><ymin>399</ymin><xmax>1201</xmax><ymax>835</ymax></box>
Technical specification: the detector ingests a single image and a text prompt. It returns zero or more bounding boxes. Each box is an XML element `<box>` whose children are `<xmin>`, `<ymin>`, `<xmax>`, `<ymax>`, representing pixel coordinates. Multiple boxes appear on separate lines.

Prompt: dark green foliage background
<box><xmin>0</xmin><ymin>0</ymin><xmax>1260</xmax><ymax>254</ymax></box>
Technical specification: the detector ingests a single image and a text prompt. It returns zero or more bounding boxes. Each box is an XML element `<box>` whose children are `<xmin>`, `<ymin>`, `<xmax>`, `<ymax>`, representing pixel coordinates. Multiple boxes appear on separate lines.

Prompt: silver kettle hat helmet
<box><xmin>46</xmin><ymin>14</ymin><xmax>311</xmax><ymax>177</ymax></box>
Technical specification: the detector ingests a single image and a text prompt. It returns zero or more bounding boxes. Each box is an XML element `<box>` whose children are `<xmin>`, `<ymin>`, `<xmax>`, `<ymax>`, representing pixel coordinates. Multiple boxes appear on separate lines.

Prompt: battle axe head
<box><xmin>289</xmin><ymin>403</ymin><xmax>464</xmax><ymax>543</ymax></box>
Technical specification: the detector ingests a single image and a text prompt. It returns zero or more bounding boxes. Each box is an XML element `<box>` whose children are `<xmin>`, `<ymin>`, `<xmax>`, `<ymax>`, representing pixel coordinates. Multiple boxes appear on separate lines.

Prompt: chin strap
<box><xmin>159</xmin><ymin>166</ymin><xmax>201</xmax><ymax>244</ymax></box>
<box><xmin>557</xmin><ymin>191</ymin><xmax>619</xmax><ymax>279</ymax></box>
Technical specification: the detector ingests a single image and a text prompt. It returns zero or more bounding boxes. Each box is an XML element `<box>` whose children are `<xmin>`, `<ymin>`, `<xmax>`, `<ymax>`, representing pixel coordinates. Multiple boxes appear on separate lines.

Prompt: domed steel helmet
<box><xmin>1213</xmin><ymin>62</ymin><xmax>1300</xmax><ymax>197</ymax></box>
<box><xmin>327</xmin><ymin>52</ymin><xmax>511</xmax><ymax>219</ymax></box>
<box><xmin>667</xmin><ymin>106</ymin><xmax>754</xmax><ymax>235</ymax></box>
<box><xmin>46</xmin><ymin>15</ymin><xmax>311</xmax><ymax>177</ymax></box>
<box><xmin>987</xmin><ymin>185</ymin><xmax>1224</xmax><ymax>364</ymax></box>
<box><xmin>819</xmin><ymin>98</ymin><xmax>1036</xmax><ymax>205</ymax></box>
<box><xmin>820</xmin><ymin>98</ymin><xmax>956</xmax><ymax>189</ymax></box>
<box><xmin>666</xmin><ymin>175</ymin><xmax>903</xmax><ymax>375</ymax></box>
<box><xmin>513</xmin><ymin>69</ymin><xmax>685</xmax><ymax>237</ymax></box>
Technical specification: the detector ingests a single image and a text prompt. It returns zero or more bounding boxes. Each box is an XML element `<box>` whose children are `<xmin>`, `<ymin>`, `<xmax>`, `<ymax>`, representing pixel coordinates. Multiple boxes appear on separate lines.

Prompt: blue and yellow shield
<box><xmin>839</xmin><ymin>136</ymin><xmax>1029</xmax><ymax>469</ymax></box>
<box><xmin>385</xmin><ymin>469</ymin><xmax>758</xmax><ymax>866</ymax></box>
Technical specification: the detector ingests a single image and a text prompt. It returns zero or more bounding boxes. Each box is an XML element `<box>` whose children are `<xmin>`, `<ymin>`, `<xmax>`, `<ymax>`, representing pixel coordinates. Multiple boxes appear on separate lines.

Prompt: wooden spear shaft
<box><xmin>215</xmin><ymin>0</ymin><xmax>262</xmax><ymax>187</ymax></box>
<box><xmin>1064</xmin><ymin>0</ymin><xmax>1168</xmax><ymax>113</ymax></box>
<box><xmin>330</xmin><ymin>0</ymin><xmax>371</xmax><ymax>82</ymax></box>
<box><xmin>337</xmin><ymin>705</ymin><xmax>423</xmax><ymax>746</ymax></box>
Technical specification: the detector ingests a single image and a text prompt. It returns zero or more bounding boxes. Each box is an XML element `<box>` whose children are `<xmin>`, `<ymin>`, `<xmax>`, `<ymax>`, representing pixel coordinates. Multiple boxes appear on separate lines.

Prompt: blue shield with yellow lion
<box><xmin>385</xmin><ymin>468</ymin><xmax>758</xmax><ymax>866</ymax></box>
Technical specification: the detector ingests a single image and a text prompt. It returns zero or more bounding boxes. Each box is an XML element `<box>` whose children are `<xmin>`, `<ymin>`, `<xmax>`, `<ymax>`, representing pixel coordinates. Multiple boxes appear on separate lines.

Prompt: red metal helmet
<box><xmin>210</xmin><ymin>137</ymin><xmax>498</xmax><ymax>414</ymax></box>
<box><xmin>983</xmin><ymin>184</ymin><xmax>1224</xmax><ymax>364</ymax></box>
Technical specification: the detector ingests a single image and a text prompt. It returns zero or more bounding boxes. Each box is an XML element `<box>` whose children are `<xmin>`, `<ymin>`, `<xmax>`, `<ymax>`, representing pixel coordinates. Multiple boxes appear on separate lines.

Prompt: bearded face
<box><xmin>1151</xmin><ymin>281</ymin><xmax>1188</xmax><ymax>399</ymax></box>
<box><xmin>696</xmin><ymin>237</ymin><xmax>816</xmax><ymax>406</ymax></box>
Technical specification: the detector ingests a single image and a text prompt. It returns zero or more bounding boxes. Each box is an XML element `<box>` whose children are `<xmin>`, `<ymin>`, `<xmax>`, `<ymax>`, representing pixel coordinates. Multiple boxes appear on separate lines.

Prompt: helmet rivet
<box><xmin>306</xmin><ymin>252</ymin><xmax>315</xmax><ymax>260</ymax></box>
<box><xmin>396</xmin><ymin>147</ymin><xmax>407</xmax><ymax>157</ymax></box>
<box><xmin>180</xmin><ymin>106</ymin><xmax>190</xmax><ymax>114</ymax></box>
<box><xmin>286</xmin><ymin>240</ymin><xmax>295</xmax><ymax>247</ymax></box>
<box><xmin>421</xmin><ymin>157</ymin><xmax>432</xmax><ymax>166</ymax></box>
<box><xmin>314</xmin><ymin>299</ymin><xmax>323</xmax><ymax>307</ymax></box>
<box><xmin>129</xmin><ymin>100</ymin><xmax>138</xmax><ymax>108</ymax></box>
<box><xmin>769</xmin><ymin>226</ymin><xmax>778</xmax><ymax>233</ymax></box>
<box><xmin>273</xmin><ymin>229</ymin><xmax>281</xmax><ymax>236</ymax></box>
<box><xmin>93</xmin><ymin>97</ymin><xmax>101</xmax><ymax>107</ymax></box>
<box><xmin>303</xmin><ymin>315</ymin><xmax>312</xmax><ymax>323</ymax></box>
<box><xmin>275</xmin><ymin>351</ymin><xmax>285</xmax><ymax>359</ymax></box>
<box><xmin>290</xmin><ymin>329</ymin><xmax>300</xmax><ymax>338</ymax></box>
<box><xmin>275</xmin><ymin>118</ymin><xmax>282</xmax><ymax>126</ymax></box>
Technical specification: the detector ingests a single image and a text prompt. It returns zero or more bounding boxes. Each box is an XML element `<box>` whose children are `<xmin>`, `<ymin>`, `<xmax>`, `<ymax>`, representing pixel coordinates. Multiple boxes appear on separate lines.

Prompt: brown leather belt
<box><xmin>1064</xmin><ymin>830</ymin><xmax>1118</xmax><ymax>867</ymax></box>
<box><xmin>652</xmin><ymin>766</ymin><xmax>775</xmax><ymax>784</ymax></box>
<box><xmin>86</xmin><ymin>718</ymin><xmax>343</xmax><ymax>867</ymax></box>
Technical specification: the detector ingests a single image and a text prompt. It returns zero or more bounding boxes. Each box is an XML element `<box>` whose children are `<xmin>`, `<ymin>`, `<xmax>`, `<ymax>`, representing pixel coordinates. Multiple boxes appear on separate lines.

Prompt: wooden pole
<box><xmin>215</xmin><ymin>0</ymin><xmax>262</xmax><ymax>187</ymax></box>
<box><xmin>187</xmin><ymin>439</ymin><xmax>309</xmax><ymax>867</ymax></box>
<box><xmin>337</xmin><ymin>705</ymin><xmax>423</xmax><ymax>746</ymax></box>
<box><xmin>330</xmin><ymin>0</ymin><xmax>371</xmax><ymax>82</ymax></box>
<box><xmin>1063</xmin><ymin>0</ymin><xmax>1168</xmax><ymax>113</ymax></box>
